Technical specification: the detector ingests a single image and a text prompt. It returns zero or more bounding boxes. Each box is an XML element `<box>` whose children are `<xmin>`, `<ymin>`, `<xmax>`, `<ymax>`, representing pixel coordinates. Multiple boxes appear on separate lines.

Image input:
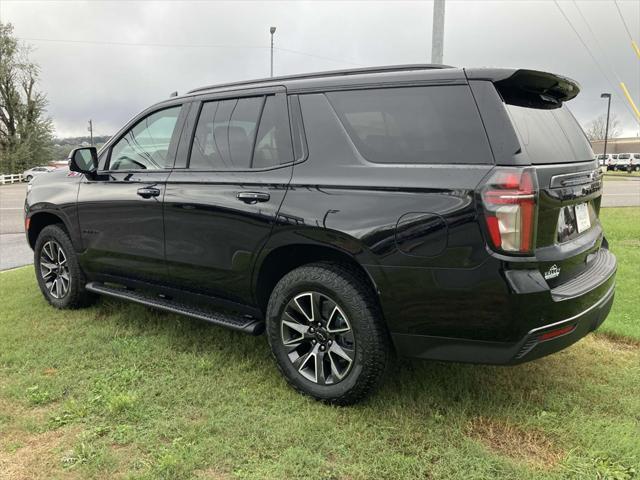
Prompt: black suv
<box><xmin>25</xmin><ymin>65</ymin><xmax>617</xmax><ymax>405</ymax></box>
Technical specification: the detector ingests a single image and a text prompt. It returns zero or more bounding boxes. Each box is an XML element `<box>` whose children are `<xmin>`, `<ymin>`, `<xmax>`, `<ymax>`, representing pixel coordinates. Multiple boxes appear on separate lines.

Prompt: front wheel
<box><xmin>266</xmin><ymin>263</ymin><xmax>390</xmax><ymax>405</ymax></box>
<box><xmin>34</xmin><ymin>224</ymin><xmax>96</xmax><ymax>309</ymax></box>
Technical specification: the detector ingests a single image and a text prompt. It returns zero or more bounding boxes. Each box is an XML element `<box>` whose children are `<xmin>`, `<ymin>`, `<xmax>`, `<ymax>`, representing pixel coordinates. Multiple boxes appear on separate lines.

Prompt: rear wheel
<box><xmin>266</xmin><ymin>263</ymin><xmax>389</xmax><ymax>405</ymax></box>
<box><xmin>34</xmin><ymin>224</ymin><xmax>96</xmax><ymax>309</ymax></box>
<box><xmin>25</xmin><ymin>175</ymin><xmax>33</xmax><ymax>182</ymax></box>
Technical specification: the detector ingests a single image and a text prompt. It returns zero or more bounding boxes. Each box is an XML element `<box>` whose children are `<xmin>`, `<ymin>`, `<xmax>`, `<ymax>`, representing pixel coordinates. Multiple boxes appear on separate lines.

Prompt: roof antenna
<box><xmin>169</xmin><ymin>91</ymin><xmax>178</xmax><ymax>98</ymax></box>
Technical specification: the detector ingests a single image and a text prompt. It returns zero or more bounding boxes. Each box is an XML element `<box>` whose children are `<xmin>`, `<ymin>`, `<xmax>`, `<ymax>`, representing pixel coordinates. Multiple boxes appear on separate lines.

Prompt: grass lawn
<box><xmin>1</xmin><ymin>208</ymin><xmax>638</xmax><ymax>480</ymax></box>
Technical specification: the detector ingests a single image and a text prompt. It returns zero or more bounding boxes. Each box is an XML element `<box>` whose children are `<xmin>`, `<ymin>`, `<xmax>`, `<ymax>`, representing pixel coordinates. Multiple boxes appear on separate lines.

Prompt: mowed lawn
<box><xmin>0</xmin><ymin>208</ymin><xmax>638</xmax><ymax>480</ymax></box>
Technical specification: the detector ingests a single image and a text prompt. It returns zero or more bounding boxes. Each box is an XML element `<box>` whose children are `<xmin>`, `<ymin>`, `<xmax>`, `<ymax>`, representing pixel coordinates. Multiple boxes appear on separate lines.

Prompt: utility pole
<box><xmin>270</xmin><ymin>26</ymin><xmax>276</xmax><ymax>78</ymax></box>
<box><xmin>600</xmin><ymin>93</ymin><xmax>611</xmax><ymax>156</ymax></box>
<box><xmin>88</xmin><ymin>119</ymin><xmax>93</xmax><ymax>146</ymax></box>
<box><xmin>431</xmin><ymin>0</ymin><xmax>445</xmax><ymax>64</ymax></box>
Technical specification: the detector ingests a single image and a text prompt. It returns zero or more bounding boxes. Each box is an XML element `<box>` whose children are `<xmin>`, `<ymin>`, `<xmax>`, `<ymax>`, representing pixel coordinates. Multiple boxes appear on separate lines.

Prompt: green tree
<box><xmin>0</xmin><ymin>22</ymin><xmax>53</xmax><ymax>174</ymax></box>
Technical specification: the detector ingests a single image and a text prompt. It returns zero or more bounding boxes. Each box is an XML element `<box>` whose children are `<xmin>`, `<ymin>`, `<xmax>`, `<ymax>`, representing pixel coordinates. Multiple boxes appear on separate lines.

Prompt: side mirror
<box><xmin>68</xmin><ymin>147</ymin><xmax>98</xmax><ymax>174</ymax></box>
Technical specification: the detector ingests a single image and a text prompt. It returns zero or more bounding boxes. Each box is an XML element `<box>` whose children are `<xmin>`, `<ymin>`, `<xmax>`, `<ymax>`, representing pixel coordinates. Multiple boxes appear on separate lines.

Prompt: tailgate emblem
<box><xmin>544</xmin><ymin>264</ymin><xmax>561</xmax><ymax>280</ymax></box>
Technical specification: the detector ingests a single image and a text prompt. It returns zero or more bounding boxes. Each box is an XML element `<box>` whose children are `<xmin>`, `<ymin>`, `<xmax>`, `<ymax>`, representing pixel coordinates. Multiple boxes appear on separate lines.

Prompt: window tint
<box><xmin>326</xmin><ymin>86</ymin><xmax>493</xmax><ymax>164</ymax></box>
<box><xmin>505</xmin><ymin>104</ymin><xmax>593</xmax><ymax>164</ymax></box>
<box><xmin>190</xmin><ymin>97</ymin><xmax>262</xmax><ymax>169</ymax></box>
<box><xmin>109</xmin><ymin>106</ymin><xmax>181</xmax><ymax>170</ymax></box>
<box><xmin>253</xmin><ymin>96</ymin><xmax>293</xmax><ymax>168</ymax></box>
<box><xmin>190</xmin><ymin>95</ymin><xmax>292</xmax><ymax>170</ymax></box>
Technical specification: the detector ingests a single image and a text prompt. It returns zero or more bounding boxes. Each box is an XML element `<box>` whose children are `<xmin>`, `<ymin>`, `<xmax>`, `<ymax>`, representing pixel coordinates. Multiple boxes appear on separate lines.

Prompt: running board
<box><xmin>85</xmin><ymin>282</ymin><xmax>264</xmax><ymax>335</ymax></box>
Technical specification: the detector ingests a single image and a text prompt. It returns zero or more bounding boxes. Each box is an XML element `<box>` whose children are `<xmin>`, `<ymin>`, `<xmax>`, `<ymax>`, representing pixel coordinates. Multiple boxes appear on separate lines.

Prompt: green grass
<box><xmin>1</xmin><ymin>208</ymin><xmax>639</xmax><ymax>479</ymax></box>
<box><xmin>599</xmin><ymin>207</ymin><xmax>640</xmax><ymax>341</ymax></box>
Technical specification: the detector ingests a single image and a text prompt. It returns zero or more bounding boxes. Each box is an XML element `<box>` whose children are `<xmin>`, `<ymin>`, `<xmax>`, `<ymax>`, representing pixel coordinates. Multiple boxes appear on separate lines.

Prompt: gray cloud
<box><xmin>3</xmin><ymin>0</ymin><xmax>639</xmax><ymax>137</ymax></box>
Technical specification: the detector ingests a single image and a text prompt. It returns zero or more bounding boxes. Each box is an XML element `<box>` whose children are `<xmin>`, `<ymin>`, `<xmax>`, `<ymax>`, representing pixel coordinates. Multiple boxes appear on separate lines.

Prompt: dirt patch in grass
<box><xmin>466</xmin><ymin>417</ymin><xmax>564</xmax><ymax>469</ymax></box>
<box><xmin>0</xmin><ymin>395</ymin><xmax>80</xmax><ymax>479</ymax></box>
<box><xmin>193</xmin><ymin>467</ymin><xmax>233</xmax><ymax>479</ymax></box>
<box><xmin>595</xmin><ymin>332</ymin><xmax>640</xmax><ymax>350</ymax></box>
<box><xmin>0</xmin><ymin>427</ymin><xmax>81</xmax><ymax>480</ymax></box>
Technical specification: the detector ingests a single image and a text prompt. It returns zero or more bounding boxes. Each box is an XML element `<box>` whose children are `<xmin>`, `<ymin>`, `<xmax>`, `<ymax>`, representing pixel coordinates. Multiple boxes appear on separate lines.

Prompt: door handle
<box><xmin>236</xmin><ymin>192</ymin><xmax>270</xmax><ymax>204</ymax></box>
<box><xmin>137</xmin><ymin>187</ymin><xmax>161</xmax><ymax>199</ymax></box>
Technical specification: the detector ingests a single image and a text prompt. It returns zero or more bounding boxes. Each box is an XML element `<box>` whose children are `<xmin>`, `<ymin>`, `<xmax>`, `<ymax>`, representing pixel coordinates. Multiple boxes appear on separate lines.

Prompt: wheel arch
<box><xmin>27</xmin><ymin>211</ymin><xmax>72</xmax><ymax>249</ymax></box>
<box><xmin>253</xmin><ymin>241</ymin><xmax>382</xmax><ymax>316</ymax></box>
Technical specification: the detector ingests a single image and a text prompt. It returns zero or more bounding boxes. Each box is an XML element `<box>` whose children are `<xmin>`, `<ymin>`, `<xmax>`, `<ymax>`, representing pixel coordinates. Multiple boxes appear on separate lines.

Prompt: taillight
<box><xmin>480</xmin><ymin>168</ymin><xmax>537</xmax><ymax>254</ymax></box>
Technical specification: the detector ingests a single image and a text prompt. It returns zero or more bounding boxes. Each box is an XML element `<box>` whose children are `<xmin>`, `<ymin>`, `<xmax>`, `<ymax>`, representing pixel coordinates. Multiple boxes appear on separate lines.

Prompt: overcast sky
<box><xmin>2</xmin><ymin>0</ymin><xmax>639</xmax><ymax>138</ymax></box>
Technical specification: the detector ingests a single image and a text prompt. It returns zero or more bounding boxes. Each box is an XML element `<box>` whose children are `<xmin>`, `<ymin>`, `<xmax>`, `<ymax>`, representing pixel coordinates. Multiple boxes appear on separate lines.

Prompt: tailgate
<box><xmin>533</xmin><ymin>160</ymin><xmax>604</xmax><ymax>288</ymax></box>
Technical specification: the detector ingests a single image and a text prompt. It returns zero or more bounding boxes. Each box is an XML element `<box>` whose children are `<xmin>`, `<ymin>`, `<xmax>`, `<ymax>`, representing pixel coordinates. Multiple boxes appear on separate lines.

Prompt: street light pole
<box><xmin>88</xmin><ymin>119</ymin><xmax>93</xmax><ymax>146</ymax></box>
<box><xmin>431</xmin><ymin>0</ymin><xmax>445</xmax><ymax>64</ymax></box>
<box><xmin>601</xmin><ymin>93</ymin><xmax>612</xmax><ymax>156</ymax></box>
<box><xmin>270</xmin><ymin>26</ymin><xmax>276</xmax><ymax>78</ymax></box>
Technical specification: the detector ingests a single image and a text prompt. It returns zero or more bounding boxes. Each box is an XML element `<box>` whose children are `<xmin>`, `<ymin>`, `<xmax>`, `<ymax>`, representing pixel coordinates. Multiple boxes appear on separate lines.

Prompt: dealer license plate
<box><xmin>575</xmin><ymin>203</ymin><xmax>591</xmax><ymax>233</ymax></box>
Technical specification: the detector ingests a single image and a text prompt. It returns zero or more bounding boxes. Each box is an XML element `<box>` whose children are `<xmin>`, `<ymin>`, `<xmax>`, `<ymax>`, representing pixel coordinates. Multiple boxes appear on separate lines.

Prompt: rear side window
<box><xmin>505</xmin><ymin>104</ymin><xmax>593</xmax><ymax>164</ymax></box>
<box><xmin>326</xmin><ymin>85</ymin><xmax>493</xmax><ymax>164</ymax></box>
<box><xmin>189</xmin><ymin>95</ymin><xmax>293</xmax><ymax>170</ymax></box>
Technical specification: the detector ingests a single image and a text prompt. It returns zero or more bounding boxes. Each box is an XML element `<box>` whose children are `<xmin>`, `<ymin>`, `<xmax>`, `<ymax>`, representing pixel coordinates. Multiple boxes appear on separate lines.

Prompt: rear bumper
<box><xmin>391</xmin><ymin>249</ymin><xmax>616</xmax><ymax>365</ymax></box>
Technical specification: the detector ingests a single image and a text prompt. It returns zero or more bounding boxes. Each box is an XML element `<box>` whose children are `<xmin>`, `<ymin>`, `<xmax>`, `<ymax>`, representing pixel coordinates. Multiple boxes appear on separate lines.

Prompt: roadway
<box><xmin>1</xmin><ymin>177</ymin><xmax>639</xmax><ymax>271</ymax></box>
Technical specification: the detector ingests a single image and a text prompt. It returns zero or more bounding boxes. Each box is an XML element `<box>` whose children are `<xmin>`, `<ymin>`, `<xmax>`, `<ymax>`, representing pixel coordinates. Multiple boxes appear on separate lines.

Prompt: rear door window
<box><xmin>326</xmin><ymin>85</ymin><xmax>493</xmax><ymax>164</ymax></box>
<box><xmin>189</xmin><ymin>94</ymin><xmax>293</xmax><ymax>170</ymax></box>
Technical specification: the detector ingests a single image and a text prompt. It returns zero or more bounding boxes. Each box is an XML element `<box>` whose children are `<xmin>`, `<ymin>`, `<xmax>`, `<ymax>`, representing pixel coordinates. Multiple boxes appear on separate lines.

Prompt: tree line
<box><xmin>0</xmin><ymin>22</ymin><xmax>53</xmax><ymax>174</ymax></box>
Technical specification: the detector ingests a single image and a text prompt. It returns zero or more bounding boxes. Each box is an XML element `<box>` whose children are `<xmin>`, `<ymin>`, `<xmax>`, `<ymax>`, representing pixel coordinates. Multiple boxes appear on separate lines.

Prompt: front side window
<box><xmin>326</xmin><ymin>85</ymin><xmax>493</xmax><ymax>165</ymax></box>
<box><xmin>109</xmin><ymin>106</ymin><xmax>181</xmax><ymax>170</ymax></box>
<box><xmin>189</xmin><ymin>95</ymin><xmax>293</xmax><ymax>170</ymax></box>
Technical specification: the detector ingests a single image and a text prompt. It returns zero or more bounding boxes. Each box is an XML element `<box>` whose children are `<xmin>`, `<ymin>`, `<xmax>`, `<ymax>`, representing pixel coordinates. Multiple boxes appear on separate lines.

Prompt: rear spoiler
<box><xmin>465</xmin><ymin>68</ymin><xmax>580</xmax><ymax>109</ymax></box>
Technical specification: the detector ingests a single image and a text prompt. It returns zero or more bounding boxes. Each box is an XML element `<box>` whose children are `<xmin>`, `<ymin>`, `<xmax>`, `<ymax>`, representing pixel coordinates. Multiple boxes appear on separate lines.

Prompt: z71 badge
<box><xmin>544</xmin><ymin>264</ymin><xmax>561</xmax><ymax>280</ymax></box>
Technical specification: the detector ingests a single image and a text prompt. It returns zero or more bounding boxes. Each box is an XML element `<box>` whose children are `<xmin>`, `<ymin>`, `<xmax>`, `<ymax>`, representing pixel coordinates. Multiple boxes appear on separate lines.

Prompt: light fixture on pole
<box><xmin>600</xmin><ymin>93</ymin><xmax>612</xmax><ymax>157</ymax></box>
<box><xmin>270</xmin><ymin>26</ymin><xmax>276</xmax><ymax>78</ymax></box>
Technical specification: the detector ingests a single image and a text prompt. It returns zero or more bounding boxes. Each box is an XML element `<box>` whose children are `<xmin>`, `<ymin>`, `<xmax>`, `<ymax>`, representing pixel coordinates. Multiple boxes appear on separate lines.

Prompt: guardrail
<box><xmin>0</xmin><ymin>174</ymin><xmax>24</xmax><ymax>184</ymax></box>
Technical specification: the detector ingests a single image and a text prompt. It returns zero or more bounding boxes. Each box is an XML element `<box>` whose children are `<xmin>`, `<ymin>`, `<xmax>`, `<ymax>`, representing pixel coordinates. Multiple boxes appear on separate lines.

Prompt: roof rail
<box><xmin>187</xmin><ymin>63</ymin><xmax>454</xmax><ymax>94</ymax></box>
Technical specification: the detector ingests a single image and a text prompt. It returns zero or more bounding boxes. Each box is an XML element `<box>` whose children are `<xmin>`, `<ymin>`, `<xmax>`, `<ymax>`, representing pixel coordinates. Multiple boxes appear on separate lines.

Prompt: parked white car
<box><xmin>597</xmin><ymin>153</ymin><xmax>616</xmax><ymax>168</ymax></box>
<box><xmin>618</xmin><ymin>153</ymin><xmax>640</xmax><ymax>172</ymax></box>
<box><xmin>628</xmin><ymin>153</ymin><xmax>640</xmax><ymax>172</ymax></box>
<box><xmin>22</xmin><ymin>166</ymin><xmax>55</xmax><ymax>182</ymax></box>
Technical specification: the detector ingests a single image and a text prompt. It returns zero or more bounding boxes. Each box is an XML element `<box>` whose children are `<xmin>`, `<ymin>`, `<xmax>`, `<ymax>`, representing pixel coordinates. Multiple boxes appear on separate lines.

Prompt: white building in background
<box><xmin>591</xmin><ymin>137</ymin><xmax>640</xmax><ymax>154</ymax></box>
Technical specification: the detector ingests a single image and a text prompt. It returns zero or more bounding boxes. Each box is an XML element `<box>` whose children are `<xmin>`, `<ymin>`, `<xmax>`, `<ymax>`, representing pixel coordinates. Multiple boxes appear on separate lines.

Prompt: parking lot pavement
<box><xmin>0</xmin><ymin>183</ymin><xmax>31</xmax><ymax>271</ymax></box>
<box><xmin>601</xmin><ymin>178</ymin><xmax>640</xmax><ymax>207</ymax></box>
<box><xmin>0</xmin><ymin>233</ymin><xmax>32</xmax><ymax>271</ymax></box>
<box><xmin>0</xmin><ymin>177</ymin><xmax>638</xmax><ymax>271</ymax></box>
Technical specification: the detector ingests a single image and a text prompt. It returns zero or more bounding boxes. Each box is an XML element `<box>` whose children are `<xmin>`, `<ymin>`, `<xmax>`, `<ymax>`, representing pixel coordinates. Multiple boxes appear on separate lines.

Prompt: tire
<box><xmin>266</xmin><ymin>262</ymin><xmax>390</xmax><ymax>405</ymax></box>
<box><xmin>34</xmin><ymin>224</ymin><xmax>96</xmax><ymax>309</ymax></box>
<box><xmin>25</xmin><ymin>175</ymin><xmax>32</xmax><ymax>182</ymax></box>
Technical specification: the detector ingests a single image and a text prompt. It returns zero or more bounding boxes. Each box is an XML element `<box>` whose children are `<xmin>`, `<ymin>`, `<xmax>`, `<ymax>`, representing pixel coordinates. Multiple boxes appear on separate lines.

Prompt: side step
<box><xmin>85</xmin><ymin>282</ymin><xmax>264</xmax><ymax>335</ymax></box>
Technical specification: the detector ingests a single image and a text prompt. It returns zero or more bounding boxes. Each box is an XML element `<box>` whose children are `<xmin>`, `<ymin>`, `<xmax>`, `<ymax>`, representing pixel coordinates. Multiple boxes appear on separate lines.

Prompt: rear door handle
<box><xmin>236</xmin><ymin>192</ymin><xmax>270</xmax><ymax>204</ymax></box>
<box><xmin>137</xmin><ymin>187</ymin><xmax>161</xmax><ymax>199</ymax></box>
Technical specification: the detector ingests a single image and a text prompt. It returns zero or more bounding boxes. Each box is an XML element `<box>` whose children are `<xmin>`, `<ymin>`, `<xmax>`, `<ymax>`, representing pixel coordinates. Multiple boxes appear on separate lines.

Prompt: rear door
<box><xmin>77</xmin><ymin>104</ymin><xmax>185</xmax><ymax>282</ymax></box>
<box><xmin>164</xmin><ymin>88</ymin><xmax>294</xmax><ymax>305</ymax></box>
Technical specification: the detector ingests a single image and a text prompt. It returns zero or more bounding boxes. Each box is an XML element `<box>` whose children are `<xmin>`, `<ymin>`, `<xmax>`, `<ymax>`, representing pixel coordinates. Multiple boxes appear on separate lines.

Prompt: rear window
<box><xmin>326</xmin><ymin>85</ymin><xmax>493</xmax><ymax>165</ymax></box>
<box><xmin>618</xmin><ymin>154</ymin><xmax>630</xmax><ymax>159</ymax></box>
<box><xmin>505</xmin><ymin>104</ymin><xmax>593</xmax><ymax>164</ymax></box>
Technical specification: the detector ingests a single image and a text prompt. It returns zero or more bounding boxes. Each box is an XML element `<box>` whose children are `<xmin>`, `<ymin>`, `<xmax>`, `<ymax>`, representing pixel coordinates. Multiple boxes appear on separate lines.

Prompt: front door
<box><xmin>77</xmin><ymin>105</ymin><xmax>185</xmax><ymax>283</ymax></box>
<box><xmin>164</xmin><ymin>91</ymin><xmax>294</xmax><ymax>305</ymax></box>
